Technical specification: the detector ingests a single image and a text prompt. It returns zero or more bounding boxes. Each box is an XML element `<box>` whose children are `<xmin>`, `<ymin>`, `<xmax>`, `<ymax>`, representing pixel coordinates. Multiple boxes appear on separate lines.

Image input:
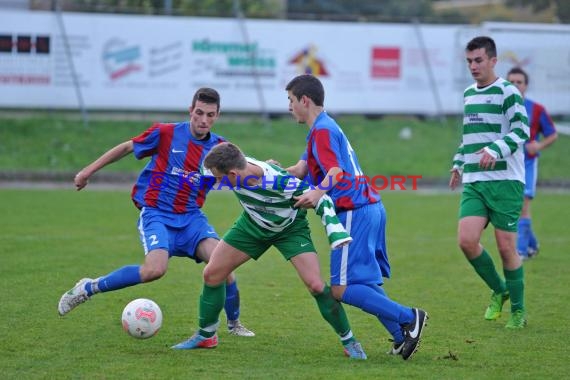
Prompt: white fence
<box><xmin>0</xmin><ymin>10</ymin><xmax>568</xmax><ymax>115</ymax></box>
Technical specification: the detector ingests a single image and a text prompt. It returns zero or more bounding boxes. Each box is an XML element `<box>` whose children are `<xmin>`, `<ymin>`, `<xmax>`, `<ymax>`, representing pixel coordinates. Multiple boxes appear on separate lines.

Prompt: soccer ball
<box><xmin>121</xmin><ymin>298</ymin><xmax>162</xmax><ymax>339</ymax></box>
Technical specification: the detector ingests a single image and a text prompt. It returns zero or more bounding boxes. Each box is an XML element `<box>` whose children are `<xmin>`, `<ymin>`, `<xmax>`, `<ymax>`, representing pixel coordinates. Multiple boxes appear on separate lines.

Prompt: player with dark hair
<box><xmin>57</xmin><ymin>88</ymin><xmax>254</xmax><ymax>337</ymax></box>
<box><xmin>283</xmin><ymin>74</ymin><xmax>428</xmax><ymax>360</ymax></box>
<box><xmin>172</xmin><ymin>142</ymin><xmax>367</xmax><ymax>359</ymax></box>
<box><xmin>506</xmin><ymin>66</ymin><xmax>558</xmax><ymax>259</ymax></box>
<box><xmin>450</xmin><ymin>36</ymin><xmax>529</xmax><ymax>328</ymax></box>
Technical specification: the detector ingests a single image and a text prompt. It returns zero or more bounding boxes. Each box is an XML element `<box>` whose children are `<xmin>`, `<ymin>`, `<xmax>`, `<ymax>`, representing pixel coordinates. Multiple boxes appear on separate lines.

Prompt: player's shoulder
<box><xmin>159</xmin><ymin>121</ymin><xmax>181</xmax><ymax>128</ymax></box>
<box><xmin>499</xmin><ymin>78</ymin><xmax>521</xmax><ymax>96</ymax></box>
<box><xmin>210</xmin><ymin>132</ymin><xmax>226</xmax><ymax>144</ymax></box>
<box><xmin>525</xmin><ymin>98</ymin><xmax>545</xmax><ymax>111</ymax></box>
<box><xmin>314</xmin><ymin>113</ymin><xmax>343</xmax><ymax>134</ymax></box>
<box><xmin>146</xmin><ymin>121</ymin><xmax>175</xmax><ymax>131</ymax></box>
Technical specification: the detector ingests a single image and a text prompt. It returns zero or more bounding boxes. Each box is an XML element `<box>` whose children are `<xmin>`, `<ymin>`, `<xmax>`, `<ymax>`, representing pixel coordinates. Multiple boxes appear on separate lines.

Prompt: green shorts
<box><xmin>459</xmin><ymin>181</ymin><xmax>524</xmax><ymax>232</ymax></box>
<box><xmin>222</xmin><ymin>212</ymin><xmax>315</xmax><ymax>260</ymax></box>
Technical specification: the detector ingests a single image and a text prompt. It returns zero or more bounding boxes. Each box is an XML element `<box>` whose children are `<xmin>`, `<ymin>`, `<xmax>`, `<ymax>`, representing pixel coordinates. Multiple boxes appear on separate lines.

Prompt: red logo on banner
<box><xmin>371</xmin><ymin>47</ymin><xmax>400</xmax><ymax>78</ymax></box>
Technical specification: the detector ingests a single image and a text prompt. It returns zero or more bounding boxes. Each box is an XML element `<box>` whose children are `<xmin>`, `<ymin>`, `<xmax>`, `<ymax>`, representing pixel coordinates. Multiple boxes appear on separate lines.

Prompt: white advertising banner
<box><xmin>0</xmin><ymin>11</ymin><xmax>568</xmax><ymax>115</ymax></box>
<box><xmin>482</xmin><ymin>22</ymin><xmax>570</xmax><ymax>115</ymax></box>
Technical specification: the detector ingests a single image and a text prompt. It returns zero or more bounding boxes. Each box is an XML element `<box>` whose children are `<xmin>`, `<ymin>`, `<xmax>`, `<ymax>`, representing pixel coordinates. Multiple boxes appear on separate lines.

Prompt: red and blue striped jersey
<box><xmin>303</xmin><ymin>111</ymin><xmax>380</xmax><ymax>212</ymax></box>
<box><xmin>130</xmin><ymin>122</ymin><xmax>225</xmax><ymax>213</ymax></box>
<box><xmin>524</xmin><ymin>98</ymin><xmax>556</xmax><ymax>160</ymax></box>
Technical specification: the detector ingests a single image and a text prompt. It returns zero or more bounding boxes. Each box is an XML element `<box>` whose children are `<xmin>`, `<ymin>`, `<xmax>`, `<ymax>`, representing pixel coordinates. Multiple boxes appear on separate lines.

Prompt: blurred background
<box><xmin>0</xmin><ymin>0</ymin><xmax>568</xmax><ymax>186</ymax></box>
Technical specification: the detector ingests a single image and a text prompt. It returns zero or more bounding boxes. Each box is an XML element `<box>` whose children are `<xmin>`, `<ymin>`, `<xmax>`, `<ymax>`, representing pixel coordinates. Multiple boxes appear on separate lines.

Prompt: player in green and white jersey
<box><xmin>449</xmin><ymin>36</ymin><xmax>529</xmax><ymax>329</ymax></box>
<box><xmin>172</xmin><ymin>142</ymin><xmax>367</xmax><ymax>359</ymax></box>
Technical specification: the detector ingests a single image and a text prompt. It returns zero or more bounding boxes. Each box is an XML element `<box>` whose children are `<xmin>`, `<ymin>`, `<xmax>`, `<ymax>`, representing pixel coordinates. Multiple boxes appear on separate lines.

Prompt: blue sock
<box><xmin>517</xmin><ymin>218</ymin><xmax>531</xmax><ymax>255</ymax></box>
<box><xmin>528</xmin><ymin>221</ymin><xmax>539</xmax><ymax>250</ymax></box>
<box><xmin>341</xmin><ymin>283</ymin><xmax>414</xmax><ymax>325</ymax></box>
<box><xmin>372</xmin><ymin>284</ymin><xmax>405</xmax><ymax>344</ymax></box>
<box><xmin>224</xmin><ymin>281</ymin><xmax>240</xmax><ymax>322</ymax></box>
<box><xmin>95</xmin><ymin>265</ymin><xmax>142</xmax><ymax>294</ymax></box>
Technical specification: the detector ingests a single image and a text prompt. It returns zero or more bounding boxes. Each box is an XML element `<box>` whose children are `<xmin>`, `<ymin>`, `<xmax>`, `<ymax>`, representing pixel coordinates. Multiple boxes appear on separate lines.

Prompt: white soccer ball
<box><xmin>121</xmin><ymin>298</ymin><xmax>163</xmax><ymax>339</ymax></box>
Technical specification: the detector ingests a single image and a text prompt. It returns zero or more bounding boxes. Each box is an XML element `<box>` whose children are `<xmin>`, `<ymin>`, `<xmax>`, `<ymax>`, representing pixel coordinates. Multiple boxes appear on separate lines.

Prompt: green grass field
<box><xmin>1</xmin><ymin>115</ymin><xmax>569</xmax><ymax>181</ymax></box>
<box><xmin>1</xmin><ymin>188</ymin><xmax>568</xmax><ymax>379</ymax></box>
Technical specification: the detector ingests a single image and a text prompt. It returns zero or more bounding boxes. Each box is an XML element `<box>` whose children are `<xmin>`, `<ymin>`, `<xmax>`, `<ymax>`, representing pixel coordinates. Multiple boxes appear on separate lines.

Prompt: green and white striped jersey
<box><xmin>232</xmin><ymin>157</ymin><xmax>306</xmax><ymax>232</ymax></box>
<box><xmin>227</xmin><ymin>158</ymin><xmax>351</xmax><ymax>249</ymax></box>
<box><xmin>452</xmin><ymin>77</ymin><xmax>529</xmax><ymax>183</ymax></box>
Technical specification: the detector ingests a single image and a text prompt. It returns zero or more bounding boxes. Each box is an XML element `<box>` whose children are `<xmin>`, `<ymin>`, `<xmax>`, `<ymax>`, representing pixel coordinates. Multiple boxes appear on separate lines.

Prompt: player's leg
<box><xmin>527</xmin><ymin>226</ymin><xmax>539</xmax><ymax>256</ymax></box>
<box><xmin>173</xmin><ymin>216</ymin><xmax>264</xmax><ymax>349</ymax></box>
<box><xmin>371</xmin><ymin>203</ymin><xmax>406</xmax><ymax>353</ymax></box>
<box><xmin>458</xmin><ymin>183</ymin><xmax>509</xmax><ymax>320</ymax></box>
<box><xmin>172</xmin><ymin>240</ymin><xmax>251</xmax><ymax>349</ymax></box>
<box><xmin>195</xmin><ymin>237</ymin><xmax>253</xmax><ymax>336</ymax></box>
<box><xmin>57</xmin><ymin>211</ymin><xmax>170</xmax><ymax>316</ymax></box>
<box><xmin>525</xmin><ymin>160</ymin><xmax>540</xmax><ymax>255</ymax></box>
<box><xmin>495</xmin><ymin>228</ymin><xmax>526</xmax><ymax>328</ymax></box>
<box><xmin>518</xmin><ymin>159</ymin><xmax>537</xmax><ymax>258</ymax></box>
<box><xmin>289</xmin><ymin>251</ymin><xmax>365</xmax><ymax>359</ymax></box>
<box><xmin>490</xmin><ymin>181</ymin><xmax>526</xmax><ymax>328</ymax></box>
<box><xmin>273</xmin><ymin>217</ymin><xmax>365</xmax><ymax>359</ymax></box>
<box><xmin>331</xmin><ymin>203</ymin><xmax>426</xmax><ymax>360</ymax></box>
<box><xmin>183</xmin><ymin>211</ymin><xmax>254</xmax><ymax>336</ymax></box>
<box><xmin>331</xmin><ymin>204</ymin><xmax>415</xmax><ymax>325</ymax></box>
<box><xmin>372</xmin><ymin>285</ymin><xmax>406</xmax><ymax>355</ymax></box>
<box><xmin>198</xmin><ymin>238</ymin><xmax>252</xmax><ymax>333</ymax></box>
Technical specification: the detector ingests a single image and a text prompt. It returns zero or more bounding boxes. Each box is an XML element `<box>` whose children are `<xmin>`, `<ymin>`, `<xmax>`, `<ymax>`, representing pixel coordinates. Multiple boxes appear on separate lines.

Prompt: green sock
<box><xmin>313</xmin><ymin>285</ymin><xmax>353</xmax><ymax>344</ymax></box>
<box><xmin>504</xmin><ymin>266</ymin><xmax>525</xmax><ymax>312</ymax></box>
<box><xmin>468</xmin><ymin>249</ymin><xmax>507</xmax><ymax>295</ymax></box>
<box><xmin>198</xmin><ymin>282</ymin><xmax>225</xmax><ymax>337</ymax></box>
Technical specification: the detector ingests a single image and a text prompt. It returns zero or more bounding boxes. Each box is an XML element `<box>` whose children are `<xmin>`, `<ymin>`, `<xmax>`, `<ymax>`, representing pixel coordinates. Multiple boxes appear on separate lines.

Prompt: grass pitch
<box><xmin>1</xmin><ymin>188</ymin><xmax>568</xmax><ymax>379</ymax></box>
<box><xmin>1</xmin><ymin>114</ymin><xmax>569</xmax><ymax>182</ymax></box>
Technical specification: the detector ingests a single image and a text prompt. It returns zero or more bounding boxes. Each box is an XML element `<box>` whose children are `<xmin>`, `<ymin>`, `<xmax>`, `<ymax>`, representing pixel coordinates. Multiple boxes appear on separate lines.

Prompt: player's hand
<box><xmin>266</xmin><ymin>159</ymin><xmax>282</xmax><ymax>167</ymax></box>
<box><xmin>526</xmin><ymin>141</ymin><xmax>540</xmax><ymax>155</ymax></box>
<box><xmin>293</xmin><ymin>189</ymin><xmax>325</xmax><ymax>209</ymax></box>
<box><xmin>476</xmin><ymin>148</ymin><xmax>497</xmax><ymax>170</ymax></box>
<box><xmin>449</xmin><ymin>168</ymin><xmax>461</xmax><ymax>191</ymax></box>
<box><xmin>74</xmin><ymin>170</ymin><xmax>89</xmax><ymax>191</ymax></box>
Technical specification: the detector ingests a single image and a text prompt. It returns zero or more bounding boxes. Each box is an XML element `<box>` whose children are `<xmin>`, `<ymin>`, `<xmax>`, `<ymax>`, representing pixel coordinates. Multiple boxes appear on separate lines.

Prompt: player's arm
<box><xmin>526</xmin><ymin>109</ymin><xmax>558</xmax><ymax>155</ymax></box>
<box><xmin>75</xmin><ymin>140</ymin><xmax>134</xmax><ymax>190</ymax></box>
<box><xmin>285</xmin><ymin>159</ymin><xmax>308</xmax><ymax>179</ymax></box>
<box><xmin>478</xmin><ymin>90</ymin><xmax>529</xmax><ymax>168</ymax></box>
<box><xmin>294</xmin><ymin>166</ymin><xmax>342</xmax><ymax>208</ymax></box>
<box><xmin>449</xmin><ymin>142</ymin><xmax>464</xmax><ymax>190</ymax></box>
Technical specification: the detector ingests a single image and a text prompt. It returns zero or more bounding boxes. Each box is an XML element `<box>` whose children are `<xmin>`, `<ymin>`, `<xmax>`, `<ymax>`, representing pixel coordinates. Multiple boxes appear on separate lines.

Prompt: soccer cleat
<box><xmin>343</xmin><ymin>340</ymin><xmax>367</xmax><ymax>360</ymax></box>
<box><xmin>58</xmin><ymin>278</ymin><xmax>92</xmax><ymax>316</ymax></box>
<box><xmin>505</xmin><ymin>310</ymin><xmax>527</xmax><ymax>329</ymax></box>
<box><xmin>171</xmin><ymin>332</ymin><xmax>218</xmax><ymax>350</ymax></box>
<box><xmin>400</xmin><ymin>308</ymin><xmax>428</xmax><ymax>360</ymax></box>
<box><xmin>484</xmin><ymin>291</ymin><xmax>510</xmax><ymax>320</ymax></box>
<box><xmin>386</xmin><ymin>341</ymin><xmax>405</xmax><ymax>355</ymax></box>
<box><xmin>228</xmin><ymin>320</ymin><xmax>255</xmax><ymax>337</ymax></box>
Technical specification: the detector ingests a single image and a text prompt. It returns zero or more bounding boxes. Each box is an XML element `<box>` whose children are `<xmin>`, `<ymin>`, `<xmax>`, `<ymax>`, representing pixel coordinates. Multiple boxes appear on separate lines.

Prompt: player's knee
<box><xmin>203</xmin><ymin>266</ymin><xmax>225</xmax><ymax>286</ymax></box>
<box><xmin>140</xmin><ymin>265</ymin><xmax>166</xmax><ymax>282</ymax></box>
<box><xmin>306</xmin><ymin>279</ymin><xmax>325</xmax><ymax>295</ymax></box>
<box><xmin>458</xmin><ymin>237</ymin><xmax>478</xmax><ymax>255</ymax></box>
<box><xmin>497</xmin><ymin>241</ymin><xmax>516</xmax><ymax>258</ymax></box>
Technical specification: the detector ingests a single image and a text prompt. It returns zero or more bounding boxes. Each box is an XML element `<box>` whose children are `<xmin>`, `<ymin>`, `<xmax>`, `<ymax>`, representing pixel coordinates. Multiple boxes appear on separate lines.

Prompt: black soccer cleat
<box><xmin>400</xmin><ymin>308</ymin><xmax>428</xmax><ymax>360</ymax></box>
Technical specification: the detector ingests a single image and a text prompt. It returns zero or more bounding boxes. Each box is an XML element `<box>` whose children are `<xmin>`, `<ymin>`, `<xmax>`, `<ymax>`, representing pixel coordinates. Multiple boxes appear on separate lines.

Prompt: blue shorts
<box><xmin>330</xmin><ymin>202</ymin><xmax>391</xmax><ymax>286</ymax></box>
<box><xmin>524</xmin><ymin>158</ymin><xmax>538</xmax><ymax>199</ymax></box>
<box><xmin>137</xmin><ymin>207</ymin><xmax>219</xmax><ymax>262</ymax></box>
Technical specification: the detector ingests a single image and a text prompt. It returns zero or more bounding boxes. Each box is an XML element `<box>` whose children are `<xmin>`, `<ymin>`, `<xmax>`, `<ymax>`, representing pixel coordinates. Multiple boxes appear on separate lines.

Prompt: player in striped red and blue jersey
<box><xmin>284</xmin><ymin>74</ymin><xmax>428</xmax><ymax>361</ymax></box>
<box><xmin>507</xmin><ymin>67</ymin><xmax>558</xmax><ymax>259</ymax></box>
<box><xmin>57</xmin><ymin>88</ymin><xmax>254</xmax><ymax>337</ymax></box>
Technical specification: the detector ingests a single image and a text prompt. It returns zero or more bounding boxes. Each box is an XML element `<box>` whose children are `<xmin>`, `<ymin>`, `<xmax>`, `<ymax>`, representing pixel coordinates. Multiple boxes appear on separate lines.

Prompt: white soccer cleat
<box><xmin>58</xmin><ymin>278</ymin><xmax>93</xmax><ymax>316</ymax></box>
<box><xmin>228</xmin><ymin>320</ymin><xmax>255</xmax><ymax>337</ymax></box>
